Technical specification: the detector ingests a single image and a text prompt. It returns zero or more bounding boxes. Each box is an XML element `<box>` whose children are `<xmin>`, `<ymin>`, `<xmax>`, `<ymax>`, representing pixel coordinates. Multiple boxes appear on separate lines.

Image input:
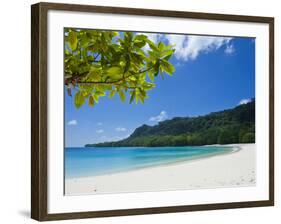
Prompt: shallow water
<box><xmin>65</xmin><ymin>146</ymin><xmax>235</xmax><ymax>178</ymax></box>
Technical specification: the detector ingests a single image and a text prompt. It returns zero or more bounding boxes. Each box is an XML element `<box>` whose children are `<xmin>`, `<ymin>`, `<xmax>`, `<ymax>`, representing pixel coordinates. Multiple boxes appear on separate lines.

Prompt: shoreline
<box><xmin>65</xmin><ymin>143</ymin><xmax>256</xmax><ymax>195</ymax></box>
<box><xmin>66</xmin><ymin>144</ymin><xmax>242</xmax><ymax>180</ymax></box>
<box><xmin>82</xmin><ymin>143</ymin><xmax>246</xmax><ymax>149</ymax></box>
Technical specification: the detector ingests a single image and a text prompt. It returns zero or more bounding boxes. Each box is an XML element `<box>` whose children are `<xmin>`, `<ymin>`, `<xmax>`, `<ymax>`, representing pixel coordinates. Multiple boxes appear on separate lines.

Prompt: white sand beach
<box><xmin>65</xmin><ymin>144</ymin><xmax>256</xmax><ymax>195</ymax></box>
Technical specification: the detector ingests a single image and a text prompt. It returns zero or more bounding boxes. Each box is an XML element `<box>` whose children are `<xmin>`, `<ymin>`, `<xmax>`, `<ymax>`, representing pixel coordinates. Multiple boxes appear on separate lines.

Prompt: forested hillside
<box><xmin>86</xmin><ymin>100</ymin><xmax>255</xmax><ymax>147</ymax></box>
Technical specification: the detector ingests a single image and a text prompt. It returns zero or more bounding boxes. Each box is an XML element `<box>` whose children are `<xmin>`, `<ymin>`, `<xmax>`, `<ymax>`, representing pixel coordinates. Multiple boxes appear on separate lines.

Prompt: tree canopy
<box><xmin>86</xmin><ymin>100</ymin><xmax>255</xmax><ymax>147</ymax></box>
<box><xmin>64</xmin><ymin>29</ymin><xmax>176</xmax><ymax>108</ymax></box>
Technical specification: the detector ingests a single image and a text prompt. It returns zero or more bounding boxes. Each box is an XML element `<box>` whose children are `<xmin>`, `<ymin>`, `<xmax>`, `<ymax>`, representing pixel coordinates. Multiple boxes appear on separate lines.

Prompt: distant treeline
<box><xmin>85</xmin><ymin>99</ymin><xmax>255</xmax><ymax>147</ymax></box>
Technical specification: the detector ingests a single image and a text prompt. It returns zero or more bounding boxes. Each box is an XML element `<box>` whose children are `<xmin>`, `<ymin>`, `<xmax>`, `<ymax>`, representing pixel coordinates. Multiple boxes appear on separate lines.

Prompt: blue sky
<box><xmin>65</xmin><ymin>33</ymin><xmax>255</xmax><ymax>147</ymax></box>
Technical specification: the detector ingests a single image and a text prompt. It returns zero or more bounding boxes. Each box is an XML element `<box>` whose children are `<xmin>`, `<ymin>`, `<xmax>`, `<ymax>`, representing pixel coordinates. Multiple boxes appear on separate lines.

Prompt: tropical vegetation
<box><xmin>64</xmin><ymin>29</ymin><xmax>175</xmax><ymax>108</ymax></box>
<box><xmin>86</xmin><ymin>100</ymin><xmax>255</xmax><ymax>147</ymax></box>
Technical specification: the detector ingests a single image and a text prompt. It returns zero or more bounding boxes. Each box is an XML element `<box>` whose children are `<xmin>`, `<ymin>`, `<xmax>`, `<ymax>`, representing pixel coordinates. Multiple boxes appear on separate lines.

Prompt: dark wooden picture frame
<box><xmin>31</xmin><ymin>2</ymin><xmax>274</xmax><ymax>221</ymax></box>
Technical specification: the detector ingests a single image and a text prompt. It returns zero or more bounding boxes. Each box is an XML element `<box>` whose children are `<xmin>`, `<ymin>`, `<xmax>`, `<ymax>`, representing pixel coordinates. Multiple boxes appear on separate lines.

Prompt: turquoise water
<box><xmin>65</xmin><ymin>146</ymin><xmax>235</xmax><ymax>179</ymax></box>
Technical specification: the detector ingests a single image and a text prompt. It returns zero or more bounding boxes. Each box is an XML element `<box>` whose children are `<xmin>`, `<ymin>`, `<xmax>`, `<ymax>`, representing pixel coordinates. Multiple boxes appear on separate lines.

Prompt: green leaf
<box><xmin>95</xmin><ymin>90</ymin><xmax>106</xmax><ymax>97</ymax></box>
<box><xmin>153</xmin><ymin>61</ymin><xmax>160</xmax><ymax>76</ymax></box>
<box><xmin>147</xmin><ymin>70</ymin><xmax>155</xmax><ymax>82</ymax></box>
<box><xmin>80</xmin><ymin>36</ymin><xmax>89</xmax><ymax>48</ymax></box>
<box><xmin>65</xmin><ymin>47</ymin><xmax>70</xmax><ymax>55</ymax></box>
<box><xmin>74</xmin><ymin>91</ymin><xmax>85</xmax><ymax>108</ymax></box>
<box><xmin>87</xmin><ymin>67</ymin><xmax>101</xmax><ymax>81</ymax></box>
<box><xmin>109</xmin><ymin>90</ymin><xmax>116</xmax><ymax>99</ymax></box>
<box><xmin>131</xmin><ymin>53</ymin><xmax>144</xmax><ymax>65</ymax></box>
<box><xmin>129</xmin><ymin>91</ymin><xmax>136</xmax><ymax>104</ymax></box>
<box><xmin>134</xmin><ymin>34</ymin><xmax>148</xmax><ymax>41</ymax></box>
<box><xmin>158</xmin><ymin>41</ymin><xmax>165</xmax><ymax>51</ymax></box>
<box><xmin>107</xmin><ymin>66</ymin><xmax>122</xmax><ymax>74</ymax></box>
<box><xmin>163</xmin><ymin>53</ymin><xmax>173</xmax><ymax>61</ymax></box>
<box><xmin>112</xmin><ymin>31</ymin><xmax>119</xmax><ymax>36</ymax></box>
<box><xmin>136</xmin><ymin>49</ymin><xmax>147</xmax><ymax>58</ymax></box>
<box><xmin>106</xmin><ymin>66</ymin><xmax>123</xmax><ymax>80</ymax></box>
<box><xmin>135</xmin><ymin>93</ymin><xmax>139</xmax><ymax>104</ymax></box>
<box><xmin>138</xmin><ymin>93</ymin><xmax>145</xmax><ymax>103</ymax></box>
<box><xmin>160</xmin><ymin>60</ymin><xmax>175</xmax><ymax>75</ymax></box>
<box><xmin>142</xmin><ymin>82</ymin><xmax>155</xmax><ymax>91</ymax></box>
<box><xmin>93</xmin><ymin>94</ymin><xmax>99</xmax><ymax>103</ymax></box>
<box><xmin>124</xmin><ymin>32</ymin><xmax>133</xmax><ymax>43</ymax></box>
<box><xmin>118</xmin><ymin>90</ymin><xmax>126</xmax><ymax>102</ymax></box>
<box><xmin>134</xmin><ymin>40</ymin><xmax>146</xmax><ymax>48</ymax></box>
<box><xmin>89</xmin><ymin>95</ymin><xmax>94</xmax><ymax>107</ymax></box>
<box><xmin>146</xmin><ymin>39</ymin><xmax>159</xmax><ymax>52</ymax></box>
<box><xmin>68</xmin><ymin>31</ymin><xmax>78</xmax><ymax>51</ymax></box>
<box><xmin>161</xmin><ymin>49</ymin><xmax>175</xmax><ymax>58</ymax></box>
<box><xmin>139</xmin><ymin>88</ymin><xmax>146</xmax><ymax>97</ymax></box>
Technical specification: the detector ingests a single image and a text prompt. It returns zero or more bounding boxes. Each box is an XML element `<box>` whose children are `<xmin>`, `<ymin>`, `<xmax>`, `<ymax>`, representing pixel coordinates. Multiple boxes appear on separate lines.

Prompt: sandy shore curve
<box><xmin>65</xmin><ymin>143</ymin><xmax>255</xmax><ymax>195</ymax></box>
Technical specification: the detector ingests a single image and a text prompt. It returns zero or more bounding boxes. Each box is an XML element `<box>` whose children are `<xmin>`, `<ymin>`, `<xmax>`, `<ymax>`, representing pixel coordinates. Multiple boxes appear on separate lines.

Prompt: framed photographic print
<box><xmin>31</xmin><ymin>2</ymin><xmax>274</xmax><ymax>221</ymax></box>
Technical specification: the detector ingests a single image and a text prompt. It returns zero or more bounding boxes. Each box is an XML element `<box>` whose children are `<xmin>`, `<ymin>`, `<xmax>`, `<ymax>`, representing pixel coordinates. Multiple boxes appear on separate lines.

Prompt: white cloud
<box><xmin>96</xmin><ymin>129</ymin><xmax>104</xmax><ymax>134</ymax></box>
<box><xmin>137</xmin><ymin>32</ymin><xmax>233</xmax><ymax>61</ymax></box>
<box><xmin>97</xmin><ymin>122</ymin><xmax>103</xmax><ymax>126</ymax></box>
<box><xmin>239</xmin><ymin>98</ymin><xmax>252</xmax><ymax>105</ymax></box>
<box><xmin>165</xmin><ymin>34</ymin><xmax>232</xmax><ymax>61</ymax></box>
<box><xmin>67</xmin><ymin>120</ymin><xmax>77</xmax><ymax>126</ymax></box>
<box><xmin>115</xmin><ymin>127</ymin><xmax>127</xmax><ymax>132</ymax></box>
<box><xmin>149</xmin><ymin>111</ymin><xmax>168</xmax><ymax>122</ymax></box>
<box><xmin>225</xmin><ymin>44</ymin><xmax>235</xmax><ymax>55</ymax></box>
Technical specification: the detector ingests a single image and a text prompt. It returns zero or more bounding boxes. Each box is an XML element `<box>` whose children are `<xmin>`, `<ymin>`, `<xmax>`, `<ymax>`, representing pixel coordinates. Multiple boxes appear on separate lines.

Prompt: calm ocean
<box><xmin>65</xmin><ymin>146</ymin><xmax>236</xmax><ymax>179</ymax></box>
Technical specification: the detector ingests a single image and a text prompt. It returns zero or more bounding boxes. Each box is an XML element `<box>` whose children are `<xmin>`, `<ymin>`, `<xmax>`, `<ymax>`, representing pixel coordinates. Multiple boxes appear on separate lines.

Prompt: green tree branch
<box><xmin>64</xmin><ymin>29</ymin><xmax>175</xmax><ymax>108</ymax></box>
